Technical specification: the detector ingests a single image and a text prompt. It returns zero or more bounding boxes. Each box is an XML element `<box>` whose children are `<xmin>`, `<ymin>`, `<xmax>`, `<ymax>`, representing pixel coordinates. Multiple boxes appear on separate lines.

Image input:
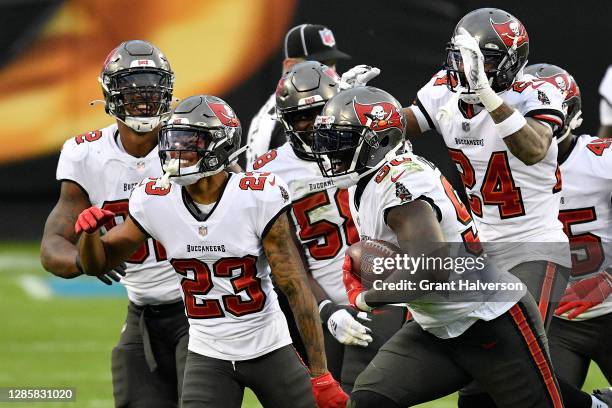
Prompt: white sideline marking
<box><xmin>0</xmin><ymin>253</ymin><xmax>43</xmax><ymax>271</ymax></box>
<box><xmin>17</xmin><ymin>274</ymin><xmax>53</xmax><ymax>300</ymax></box>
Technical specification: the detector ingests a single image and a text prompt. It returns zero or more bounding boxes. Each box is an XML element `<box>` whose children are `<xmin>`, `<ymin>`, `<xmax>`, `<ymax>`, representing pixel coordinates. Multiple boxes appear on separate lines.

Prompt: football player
<box><xmin>249</xmin><ymin>61</ymin><xmax>406</xmax><ymax>391</ymax></box>
<box><xmin>599</xmin><ymin>65</ymin><xmax>612</xmax><ymax>138</ymax></box>
<box><xmin>396</xmin><ymin>8</ymin><xmax>605</xmax><ymax>407</ymax></box>
<box><xmin>524</xmin><ymin>64</ymin><xmax>612</xmax><ymax>389</ymax></box>
<box><xmin>311</xmin><ymin>85</ymin><xmax>567</xmax><ymax>408</ymax></box>
<box><xmin>40</xmin><ymin>40</ymin><xmax>189</xmax><ymax>407</ymax></box>
<box><xmin>245</xmin><ymin>24</ymin><xmax>351</xmax><ymax>169</ymax></box>
<box><xmin>74</xmin><ymin>95</ymin><xmax>347</xmax><ymax>408</ymax></box>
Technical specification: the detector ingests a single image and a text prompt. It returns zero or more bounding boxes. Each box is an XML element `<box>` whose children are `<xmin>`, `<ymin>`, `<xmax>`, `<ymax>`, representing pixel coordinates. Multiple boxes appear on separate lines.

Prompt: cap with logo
<box><xmin>284</xmin><ymin>24</ymin><xmax>351</xmax><ymax>62</ymax></box>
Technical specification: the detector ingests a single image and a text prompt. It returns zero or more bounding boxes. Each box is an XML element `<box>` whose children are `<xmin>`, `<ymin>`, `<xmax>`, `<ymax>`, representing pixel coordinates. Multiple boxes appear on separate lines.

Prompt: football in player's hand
<box><xmin>346</xmin><ymin>240</ymin><xmax>401</xmax><ymax>289</ymax></box>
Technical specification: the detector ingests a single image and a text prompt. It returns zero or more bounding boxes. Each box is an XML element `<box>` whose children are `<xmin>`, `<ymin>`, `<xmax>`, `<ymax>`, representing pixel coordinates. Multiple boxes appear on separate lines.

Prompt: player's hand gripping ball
<box><xmin>346</xmin><ymin>239</ymin><xmax>402</xmax><ymax>289</ymax></box>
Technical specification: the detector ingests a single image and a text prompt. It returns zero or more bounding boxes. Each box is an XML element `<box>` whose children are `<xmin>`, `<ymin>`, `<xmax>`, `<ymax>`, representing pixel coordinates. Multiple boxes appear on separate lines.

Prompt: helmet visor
<box><xmin>312</xmin><ymin>126</ymin><xmax>364</xmax><ymax>176</ymax></box>
<box><xmin>110</xmin><ymin>71</ymin><xmax>173</xmax><ymax>117</ymax></box>
<box><xmin>159</xmin><ymin>128</ymin><xmax>215</xmax><ymax>168</ymax></box>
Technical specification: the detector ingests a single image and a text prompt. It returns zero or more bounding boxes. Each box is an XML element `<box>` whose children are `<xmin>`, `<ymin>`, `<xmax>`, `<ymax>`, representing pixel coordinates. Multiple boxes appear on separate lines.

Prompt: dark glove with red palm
<box><xmin>311</xmin><ymin>372</ymin><xmax>348</xmax><ymax>408</ymax></box>
<box><xmin>555</xmin><ymin>272</ymin><xmax>612</xmax><ymax>319</ymax></box>
<box><xmin>75</xmin><ymin>207</ymin><xmax>115</xmax><ymax>235</ymax></box>
<box><xmin>74</xmin><ymin>207</ymin><xmax>123</xmax><ymax>285</ymax></box>
<box><xmin>342</xmin><ymin>254</ymin><xmax>372</xmax><ymax>312</ymax></box>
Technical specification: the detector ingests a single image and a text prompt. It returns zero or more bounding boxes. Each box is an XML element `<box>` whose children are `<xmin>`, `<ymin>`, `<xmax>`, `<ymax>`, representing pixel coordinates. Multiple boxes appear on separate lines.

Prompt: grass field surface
<box><xmin>0</xmin><ymin>242</ymin><xmax>607</xmax><ymax>407</ymax></box>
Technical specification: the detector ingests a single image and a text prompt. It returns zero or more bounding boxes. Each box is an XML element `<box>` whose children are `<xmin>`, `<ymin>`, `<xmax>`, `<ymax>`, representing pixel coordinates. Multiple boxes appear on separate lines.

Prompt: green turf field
<box><xmin>0</xmin><ymin>242</ymin><xmax>607</xmax><ymax>407</ymax></box>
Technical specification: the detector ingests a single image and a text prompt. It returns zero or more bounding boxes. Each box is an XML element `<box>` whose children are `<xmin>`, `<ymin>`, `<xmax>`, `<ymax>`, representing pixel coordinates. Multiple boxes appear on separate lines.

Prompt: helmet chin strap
<box><xmin>158</xmin><ymin>145</ymin><xmax>248</xmax><ymax>188</ymax></box>
<box><xmin>121</xmin><ymin>116</ymin><xmax>161</xmax><ymax>133</ymax></box>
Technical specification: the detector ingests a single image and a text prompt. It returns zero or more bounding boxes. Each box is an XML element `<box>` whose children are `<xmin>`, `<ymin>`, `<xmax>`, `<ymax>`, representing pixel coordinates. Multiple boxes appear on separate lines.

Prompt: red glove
<box><xmin>75</xmin><ymin>207</ymin><xmax>115</xmax><ymax>234</ymax></box>
<box><xmin>342</xmin><ymin>254</ymin><xmax>364</xmax><ymax>309</ymax></box>
<box><xmin>311</xmin><ymin>372</ymin><xmax>348</xmax><ymax>408</ymax></box>
<box><xmin>555</xmin><ymin>272</ymin><xmax>612</xmax><ymax>319</ymax></box>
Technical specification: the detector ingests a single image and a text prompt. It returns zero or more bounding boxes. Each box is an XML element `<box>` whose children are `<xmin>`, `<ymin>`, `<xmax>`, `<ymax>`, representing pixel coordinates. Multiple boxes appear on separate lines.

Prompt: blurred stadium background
<box><xmin>0</xmin><ymin>0</ymin><xmax>609</xmax><ymax>406</ymax></box>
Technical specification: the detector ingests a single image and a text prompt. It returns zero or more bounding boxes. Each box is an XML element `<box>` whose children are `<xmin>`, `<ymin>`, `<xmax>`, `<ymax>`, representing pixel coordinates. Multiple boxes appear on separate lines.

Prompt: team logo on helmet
<box><xmin>536</xmin><ymin>73</ymin><xmax>580</xmax><ymax>101</ymax></box>
<box><xmin>490</xmin><ymin>18</ymin><xmax>528</xmax><ymax>49</ymax></box>
<box><xmin>319</xmin><ymin>28</ymin><xmax>336</xmax><ymax>47</ymax></box>
<box><xmin>207</xmin><ymin>102</ymin><xmax>240</xmax><ymax>127</ymax></box>
<box><xmin>353</xmin><ymin>100</ymin><xmax>405</xmax><ymax>132</ymax></box>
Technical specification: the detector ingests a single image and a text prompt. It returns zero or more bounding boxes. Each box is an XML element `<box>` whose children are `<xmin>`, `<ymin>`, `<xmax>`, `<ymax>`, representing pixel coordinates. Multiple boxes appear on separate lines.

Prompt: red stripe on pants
<box><xmin>508</xmin><ymin>304</ymin><xmax>563</xmax><ymax>408</ymax></box>
<box><xmin>538</xmin><ymin>262</ymin><xmax>556</xmax><ymax>321</ymax></box>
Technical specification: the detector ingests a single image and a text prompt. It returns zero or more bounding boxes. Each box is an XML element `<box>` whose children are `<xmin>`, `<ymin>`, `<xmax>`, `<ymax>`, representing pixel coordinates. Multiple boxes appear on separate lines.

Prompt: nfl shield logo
<box><xmin>462</xmin><ymin>122</ymin><xmax>470</xmax><ymax>132</ymax></box>
<box><xmin>198</xmin><ymin>226</ymin><xmax>208</xmax><ymax>237</ymax></box>
<box><xmin>319</xmin><ymin>29</ymin><xmax>336</xmax><ymax>47</ymax></box>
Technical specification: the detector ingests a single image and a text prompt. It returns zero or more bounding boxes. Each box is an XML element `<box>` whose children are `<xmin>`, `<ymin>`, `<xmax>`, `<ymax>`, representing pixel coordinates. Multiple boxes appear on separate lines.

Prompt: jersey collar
<box><xmin>181</xmin><ymin>173</ymin><xmax>233</xmax><ymax>222</ymax></box>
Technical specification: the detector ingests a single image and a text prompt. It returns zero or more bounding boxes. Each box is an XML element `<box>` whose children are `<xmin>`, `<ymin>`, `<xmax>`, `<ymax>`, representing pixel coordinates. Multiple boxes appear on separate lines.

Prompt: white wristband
<box><xmin>495</xmin><ymin>110</ymin><xmax>527</xmax><ymax>139</ymax></box>
<box><xmin>477</xmin><ymin>87</ymin><xmax>504</xmax><ymax>112</ymax></box>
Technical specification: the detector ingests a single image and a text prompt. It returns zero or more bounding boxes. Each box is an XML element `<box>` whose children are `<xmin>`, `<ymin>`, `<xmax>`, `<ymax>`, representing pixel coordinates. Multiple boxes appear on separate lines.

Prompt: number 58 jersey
<box><xmin>56</xmin><ymin>123</ymin><xmax>181</xmax><ymax>306</ymax></box>
<box><xmin>129</xmin><ymin>172</ymin><xmax>293</xmax><ymax>361</ymax></box>
<box><xmin>249</xmin><ymin>143</ymin><xmax>360</xmax><ymax>305</ymax></box>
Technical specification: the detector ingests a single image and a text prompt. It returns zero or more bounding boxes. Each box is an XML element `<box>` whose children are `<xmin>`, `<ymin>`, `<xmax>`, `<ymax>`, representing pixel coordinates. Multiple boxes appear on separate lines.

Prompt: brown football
<box><xmin>346</xmin><ymin>239</ymin><xmax>401</xmax><ymax>289</ymax></box>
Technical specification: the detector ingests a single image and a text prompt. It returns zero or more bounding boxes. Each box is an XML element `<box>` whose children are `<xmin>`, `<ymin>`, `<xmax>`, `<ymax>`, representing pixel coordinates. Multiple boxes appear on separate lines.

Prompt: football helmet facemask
<box><xmin>158</xmin><ymin>95</ymin><xmax>244</xmax><ymax>186</ymax></box>
<box><xmin>276</xmin><ymin>61</ymin><xmax>340</xmax><ymax>160</ymax></box>
<box><xmin>312</xmin><ymin>86</ymin><xmax>406</xmax><ymax>187</ymax></box>
<box><xmin>444</xmin><ymin>8</ymin><xmax>529</xmax><ymax>104</ymax></box>
<box><xmin>99</xmin><ymin>40</ymin><xmax>174</xmax><ymax>133</ymax></box>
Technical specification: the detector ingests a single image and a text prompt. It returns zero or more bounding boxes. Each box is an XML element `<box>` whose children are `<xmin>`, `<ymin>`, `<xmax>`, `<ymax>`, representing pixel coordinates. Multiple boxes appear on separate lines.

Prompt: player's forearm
<box><xmin>78</xmin><ymin>232</ymin><xmax>109</xmax><ymax>276</ymax></box>
<box><xmin>40</xmin><ymin>235</ymin><xmax>82</xmax><ymax>278</ymax></box>
<box><xmin>490</xmin><ymin>104</ymin><xmax>550</xmax><ymax>165</ymax></box>
<box><xmin>283</xmin><ymin>277</ymin><xmax>328</xmax><ymax>376</ymax></box>
<box><xmin>307</xmin><ymin>273</ymin><xmax>329</xmax><ymax>304</ymax></box>
<box><xmin>264</xmin><ymin>214</ymin><xmax>328</xmax><ymax>376</ymax></box>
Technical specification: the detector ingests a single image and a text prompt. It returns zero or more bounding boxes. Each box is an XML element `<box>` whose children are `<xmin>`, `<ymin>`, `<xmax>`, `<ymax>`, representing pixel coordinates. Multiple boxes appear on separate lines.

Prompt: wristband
<box><xmin>318</xmin><ymin>299</ymin><xmax>336</xmax><ymax>323</ymax></box>
<box><xmin>494</xmin><ymin>110</ymin><xmax>527</xmax><ymax>139</ymax></box>
<box><xmin>477</xmin><ymin>87</ymin><xmax>504</xmax><ymax>112</ymax></box>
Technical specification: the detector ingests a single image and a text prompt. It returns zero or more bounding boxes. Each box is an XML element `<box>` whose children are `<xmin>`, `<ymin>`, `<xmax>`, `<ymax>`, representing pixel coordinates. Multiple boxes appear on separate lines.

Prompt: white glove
<box><xmin>453</xmin><ymin>27</ymin><xmax>489</xmax><ymax>92</ymax></box>
<box><xmin>327</xmin><ymin>308</ymin><xmax>373</xmax><ymax>347</ymax></box>
<box><xmin>453</xmin><ymin>27</ymin><xmax>503</xmax><ymax>112</ymax></box>
<box><xmin>339</xmin><ymin>65</ymin><xmax>381</xmax><ymax>90</ymax></box>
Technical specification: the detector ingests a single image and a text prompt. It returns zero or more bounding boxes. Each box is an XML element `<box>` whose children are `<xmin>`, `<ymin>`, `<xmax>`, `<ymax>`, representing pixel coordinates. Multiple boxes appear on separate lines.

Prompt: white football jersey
<box><xmin>56</xmin><ymin>123</ymin><xmax>181</xmax><ymax>306</ymax></box>
<box><xmin>248</xmin><ymin>143</ymin><xmax>359</xmax><ymax>304</ymax></box>
<box><xmin>600</xmin><ymin>66</ymin><xmax>612</xmax><ymax>126</ymax></box>
<box><xmin>411</xmin><ymin>70</ymin><xmax>570</xmax><ymax>271</ymax></box>
<box><xmin>129</xmin><ymin>172</ymin><xmax>293</xmax><ymax>360</ymax></box>
<box><xmin>557</xmin><ymin>135</ymin><xmax>612</xmax><ymax>320</ymax></box>
<box><xmin>356</xmin><ymin>152</ymin><xmax>524</xmax><ymax>339</ymax></box>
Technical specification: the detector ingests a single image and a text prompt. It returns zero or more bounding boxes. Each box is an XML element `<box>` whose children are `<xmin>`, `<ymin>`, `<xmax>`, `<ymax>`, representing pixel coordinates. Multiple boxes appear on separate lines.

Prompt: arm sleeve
<box><xmin>56</xmin><ymin>137</ymin><xmax>90</xmax><ymax>193</ymax></box>
<box><xmin>254</xmin><ymin>174</ymin><xmax>293</xmax><ymax>239</ymax></box>
<box><xmin>414</xmin><ymin>79</ymin><xmax>442</xmax><ymax>133</ymax></box>
<box><xmin>519</xmin><ymin>83</ymin><xmax>565</xmax><ymax>132</ymax></box>
<box><xmin>378</xmin><ymin>159</ymin><xmax>439</xmax><ymax>226</ymax></box>
<box><xmin>128</xmin><ymin>182</ymin><xmax>155</xmax><ymax>238</ymax></box>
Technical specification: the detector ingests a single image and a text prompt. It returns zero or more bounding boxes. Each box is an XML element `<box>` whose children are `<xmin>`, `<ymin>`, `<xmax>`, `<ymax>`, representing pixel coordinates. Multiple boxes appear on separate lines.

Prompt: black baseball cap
<box><xmin>283</xmin><ymin>24</ymin><xmax>351</xmax><ymax>62</ymax></box>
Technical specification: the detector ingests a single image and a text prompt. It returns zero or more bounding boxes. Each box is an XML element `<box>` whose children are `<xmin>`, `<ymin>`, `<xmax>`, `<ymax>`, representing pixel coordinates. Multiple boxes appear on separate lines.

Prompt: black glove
<box><xmin>96</xmin><ymin>262</ymin><xmax>127</xmax><ymax>285</ymax></box>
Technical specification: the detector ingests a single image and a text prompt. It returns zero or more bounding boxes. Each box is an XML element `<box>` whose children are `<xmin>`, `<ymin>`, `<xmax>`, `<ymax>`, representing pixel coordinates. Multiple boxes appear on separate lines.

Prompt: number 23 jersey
<box><xmin>129</xmin><ymin>172</ymin><xmax>293</xmax><ymax>360</ymax></box>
